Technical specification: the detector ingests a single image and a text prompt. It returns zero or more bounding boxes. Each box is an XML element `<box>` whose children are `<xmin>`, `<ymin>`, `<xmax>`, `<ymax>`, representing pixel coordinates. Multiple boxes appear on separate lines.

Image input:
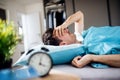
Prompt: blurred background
<box><xmin>0</xmin><ymin>0</ymin><xmax>119</xmax><ymax>64</ymax></box>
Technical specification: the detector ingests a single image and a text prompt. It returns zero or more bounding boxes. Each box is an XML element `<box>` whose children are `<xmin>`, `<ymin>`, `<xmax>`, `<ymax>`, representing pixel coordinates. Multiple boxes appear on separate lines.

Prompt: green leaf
<box><xmin>0</xmin><ymin>19</ymin><xmax>19</xmax><ymax>61</ymax></box>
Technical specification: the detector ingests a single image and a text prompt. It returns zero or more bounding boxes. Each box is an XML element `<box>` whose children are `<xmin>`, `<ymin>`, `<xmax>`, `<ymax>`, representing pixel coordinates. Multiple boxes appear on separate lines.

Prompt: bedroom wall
<box><xmin>74</xmin><ymin>0</ymin><xmax>109</xmax><ymax>29</ymax></box>
<box><xmin>109</xmin><ymin>0</ymin><xmax>120</xmax><ymax>26</ymax></box>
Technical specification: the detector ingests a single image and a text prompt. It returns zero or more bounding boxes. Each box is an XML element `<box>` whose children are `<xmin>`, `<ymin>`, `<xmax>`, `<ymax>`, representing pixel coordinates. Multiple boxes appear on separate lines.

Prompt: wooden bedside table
<box><xmin>29</xmin><ymin>69</ymin><xmax>80</xmax><ymax>80</ymax></box>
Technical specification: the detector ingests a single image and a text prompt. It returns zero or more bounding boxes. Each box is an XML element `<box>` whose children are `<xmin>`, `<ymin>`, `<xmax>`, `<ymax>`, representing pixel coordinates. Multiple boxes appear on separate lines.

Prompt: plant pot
<box><xmin>0</xmin><ymin>58</ymin><xmax>12</xmax><ymax>70</ymax></box>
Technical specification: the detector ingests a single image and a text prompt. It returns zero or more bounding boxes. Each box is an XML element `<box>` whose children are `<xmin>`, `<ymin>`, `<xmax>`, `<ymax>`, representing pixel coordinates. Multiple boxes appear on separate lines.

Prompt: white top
<box><xmin>74</xmin><ymin>32</ymin><xmax>84</xmax><ymax>42</ymax></box>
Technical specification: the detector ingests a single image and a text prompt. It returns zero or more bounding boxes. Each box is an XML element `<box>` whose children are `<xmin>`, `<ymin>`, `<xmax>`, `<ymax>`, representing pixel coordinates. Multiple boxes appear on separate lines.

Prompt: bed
<box><xmin>14</xmin><ymin>26</ymin><xmax>120</xmax><ymax>80</ymax></box>
<box><xmin>53</xmin><ymin>64</ymin><xmax>120</xmax><ymax>80</ymax></box>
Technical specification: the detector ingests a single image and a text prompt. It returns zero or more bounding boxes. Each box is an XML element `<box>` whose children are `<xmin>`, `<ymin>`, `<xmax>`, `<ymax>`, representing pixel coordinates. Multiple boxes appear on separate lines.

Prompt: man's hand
<box><xmin>53</xmin><ymin>25</ymin><xmax>68</xmax><ymax>37</ymax></box>
<box><xmin>71</xmin><ymin>54</ymin><xmax>94</xmax><ymax>68</ymax></box>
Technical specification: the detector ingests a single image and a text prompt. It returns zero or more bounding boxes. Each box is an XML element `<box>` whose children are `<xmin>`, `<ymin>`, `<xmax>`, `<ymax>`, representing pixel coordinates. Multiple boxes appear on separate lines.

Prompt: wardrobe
<box><xmin>44</xmin><ymin>0</ymin><xmax>66</xmax><ymax>29</ymax></box>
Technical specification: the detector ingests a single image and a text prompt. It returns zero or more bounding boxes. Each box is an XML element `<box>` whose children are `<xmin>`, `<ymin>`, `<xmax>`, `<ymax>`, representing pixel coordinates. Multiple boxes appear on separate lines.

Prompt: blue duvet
<box><xmin>82</xmin><ymin>26</ymin><xmax>120</xmax><ymax>68</ymax></box>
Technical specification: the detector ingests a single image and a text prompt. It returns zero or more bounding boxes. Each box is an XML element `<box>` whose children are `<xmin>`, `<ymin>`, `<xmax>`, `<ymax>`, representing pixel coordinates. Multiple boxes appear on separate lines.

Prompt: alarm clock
<box><xmin>28</xmin><ymin>52</ymin><xmax>53</xmax><ymax>77</ymax></box>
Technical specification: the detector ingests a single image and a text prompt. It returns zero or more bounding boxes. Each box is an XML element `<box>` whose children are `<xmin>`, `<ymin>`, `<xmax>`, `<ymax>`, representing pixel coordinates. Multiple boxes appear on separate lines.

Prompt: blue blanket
<box><xmin>82</xmin><ymin>26</ymin><xmax>120</xmax><ymax>68</ymax></box>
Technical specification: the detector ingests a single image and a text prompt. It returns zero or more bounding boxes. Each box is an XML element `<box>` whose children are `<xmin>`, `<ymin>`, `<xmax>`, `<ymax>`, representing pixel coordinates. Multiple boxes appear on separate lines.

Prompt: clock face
<box><xmin>28</xmin><ymin>52</ymin><xmax>52</xmax><ymax>77</ymax></box>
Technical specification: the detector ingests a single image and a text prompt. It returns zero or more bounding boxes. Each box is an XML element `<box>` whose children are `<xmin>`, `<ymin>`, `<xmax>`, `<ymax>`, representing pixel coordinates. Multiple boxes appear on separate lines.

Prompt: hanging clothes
<box><xmin>47</xmin><ymin>11</ymin><xmax>54</xmax><ymax>28</ymax></box>
<box><xmin>55</xmin><ymin>10</ymin><xmax>65</xmax><ymax>26</ymax></box>
<box><xmin>46</xmin><ymin>9</ymin><xmax>66</xmax><ymax>28</ymax></box>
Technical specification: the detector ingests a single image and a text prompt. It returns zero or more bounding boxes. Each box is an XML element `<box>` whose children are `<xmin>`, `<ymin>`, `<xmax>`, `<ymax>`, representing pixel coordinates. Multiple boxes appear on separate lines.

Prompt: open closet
<box><xmin>44</xmin><ymin>0</ymin><xmax>66</xmax><ymax>29</ymax></box>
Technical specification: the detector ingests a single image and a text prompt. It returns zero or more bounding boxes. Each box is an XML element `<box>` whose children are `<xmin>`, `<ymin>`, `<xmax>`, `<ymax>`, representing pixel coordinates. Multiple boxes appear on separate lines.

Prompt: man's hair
<box><xmin>42</xmin><ymin>28</ymin><xmax>62</xmax><ymax>46</ymax></box>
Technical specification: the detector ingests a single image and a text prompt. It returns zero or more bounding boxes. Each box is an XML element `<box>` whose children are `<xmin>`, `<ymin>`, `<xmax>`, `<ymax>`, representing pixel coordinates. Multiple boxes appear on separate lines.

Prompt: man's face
<box><xmin>57</xmin><ymin>30</ymin><xmax>76</xmax><ymax>45</ymax></box>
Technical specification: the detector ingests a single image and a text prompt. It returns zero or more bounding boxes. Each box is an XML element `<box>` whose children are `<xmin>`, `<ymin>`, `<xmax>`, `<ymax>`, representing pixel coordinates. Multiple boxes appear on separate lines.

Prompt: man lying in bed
<box><xmin>42</xmin><ymin>11</ymin><xmax>120</xmax><ymax>68</ymax></box>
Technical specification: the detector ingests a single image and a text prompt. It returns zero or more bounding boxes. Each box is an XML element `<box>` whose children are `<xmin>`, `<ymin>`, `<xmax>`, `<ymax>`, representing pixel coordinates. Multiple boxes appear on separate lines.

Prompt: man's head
<box><xmin>42</xmin><ymin>28</ymin><xmax>76</xmax><ymax>46</ymax></box>
<box><xmin>42</xmin><ymin>28</ymin><xmax>62</xmax><ymax>45</ymax></box>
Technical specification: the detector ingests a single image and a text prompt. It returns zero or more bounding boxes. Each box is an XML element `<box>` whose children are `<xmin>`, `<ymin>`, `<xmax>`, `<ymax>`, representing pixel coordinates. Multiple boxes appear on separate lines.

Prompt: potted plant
<box><xmin>0</xmin><ymin>19</ymin><xmax>19</xmax><ymax>70</ymax></box>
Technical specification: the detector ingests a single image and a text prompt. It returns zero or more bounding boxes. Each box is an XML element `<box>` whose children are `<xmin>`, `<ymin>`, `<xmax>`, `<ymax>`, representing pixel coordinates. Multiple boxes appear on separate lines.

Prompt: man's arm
<box><xmin>92</xmin><ymin>54</ymin><xmax>120</xmax><ymax>67</ymax></box>
<box><xmin>62</xmin><ymin>11</ymin><xmax>84</xmax><ymax>33</ymax></box>
<box><xmin>53</xmin><ymin>11</ymin><xmax>84</xmax><ymax>36</ymax></box>
<box><xmin>72</xmin><ymin>54</ymin><xmax>120</xmax><ymax>68</ymax></box>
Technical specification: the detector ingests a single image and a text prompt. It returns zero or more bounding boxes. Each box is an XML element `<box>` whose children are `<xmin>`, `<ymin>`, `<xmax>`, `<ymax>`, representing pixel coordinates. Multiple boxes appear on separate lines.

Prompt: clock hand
<box><xmin>39</xmin><ymin>54</ymin><xmax>43</xmax><ymax>65</ymax></box>
<box><xmin>39</xmin><ymin>57</ymin><xmax>46</xmax><ymax>67</ymax></box>
<box><xmin>41</xmin><ymin>64</ymin><xmax>46</xmax><ymax>67</ymax></box>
